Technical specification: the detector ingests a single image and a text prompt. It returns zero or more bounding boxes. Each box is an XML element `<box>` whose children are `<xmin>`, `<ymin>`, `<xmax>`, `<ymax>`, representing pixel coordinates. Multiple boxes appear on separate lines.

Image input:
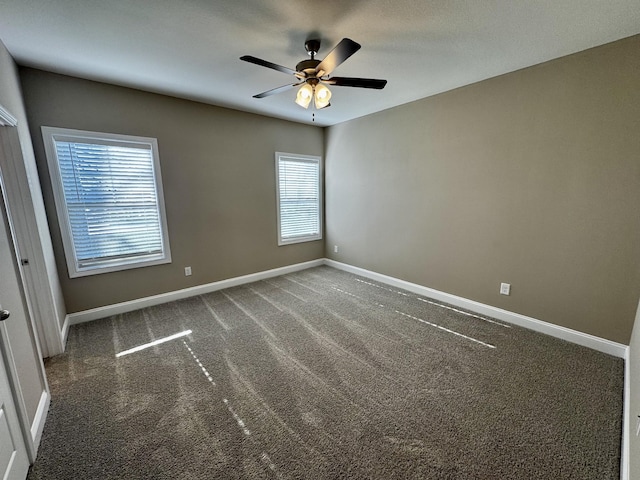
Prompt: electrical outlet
<box><xmin>334</xmin><ymin>245</ymin><xmax>339</xmax><ymax>253</ymax></box>
<box><xmin>500</xmin><ymin>283</ymin><xmax>511</xmax><ymax>295</ymax></box>
<box><xmin>184</xmin><ymin>266</ymin><xmax>192</xmax><ymax>276</ymax></box>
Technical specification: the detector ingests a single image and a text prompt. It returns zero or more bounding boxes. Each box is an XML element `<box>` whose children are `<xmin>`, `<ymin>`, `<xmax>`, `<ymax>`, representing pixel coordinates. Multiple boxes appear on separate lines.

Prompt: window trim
<box><xmin>41</xmin><ymin>126</ymin><xmax>172</xmax><ymax>278</ymax></box>
<box><xmin>275</xmin><ymin>152</ymin><xmax>323</xmax><ymax>246</ymax></box>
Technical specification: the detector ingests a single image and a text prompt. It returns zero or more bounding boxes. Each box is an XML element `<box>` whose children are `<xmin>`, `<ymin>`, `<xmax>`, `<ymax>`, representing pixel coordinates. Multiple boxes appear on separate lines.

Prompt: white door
<box><xmin>0</xmin><ymin>125</ymin><xmax>64</xmax><ymax>358</ymax></box>
<box><xmin>0</xmin><ymin>315</ymin><xmax>29</xmax><ymax>480</ymax></box>
<box><xmin>0</xmin><ymin>196</ymin><xmax>30</xmax><ymax>478</ymax></box>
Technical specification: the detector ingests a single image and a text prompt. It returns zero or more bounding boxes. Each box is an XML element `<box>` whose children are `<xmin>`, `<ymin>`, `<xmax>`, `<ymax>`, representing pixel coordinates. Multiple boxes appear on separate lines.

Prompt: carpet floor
<box><xmin>28</xmin><ymin>266</ymin><xmax>623</xmax><ymax>479</ymax></box>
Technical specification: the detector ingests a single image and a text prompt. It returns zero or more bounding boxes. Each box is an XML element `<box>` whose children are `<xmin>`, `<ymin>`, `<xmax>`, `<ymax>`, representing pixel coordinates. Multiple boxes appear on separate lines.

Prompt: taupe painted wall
<box><xmin>325</xmin><ymin>35</ymin><xmax>640</xmax><ymax>344</ymax></box>
<box><xmin>0</xmin><ymin>41</ymin><xmax>48</xmax><ymax>427</ymax></box>
<box><xmin>20</xmin><ymin>69</ymin><xmax>324</xmax><ymax>313</ymax></box>
<box><xmin>629</xmin><ymin>302</ymin><xmax>640</xmax><ymax>479</ymax></box>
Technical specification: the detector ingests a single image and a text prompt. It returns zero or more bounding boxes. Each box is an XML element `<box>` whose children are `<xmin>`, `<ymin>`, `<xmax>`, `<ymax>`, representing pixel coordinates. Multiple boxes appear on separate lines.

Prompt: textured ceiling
<box><xmin>1</xmin><ymin>0</ymin><xmax>639</xmax><ymax>126</ymax></box>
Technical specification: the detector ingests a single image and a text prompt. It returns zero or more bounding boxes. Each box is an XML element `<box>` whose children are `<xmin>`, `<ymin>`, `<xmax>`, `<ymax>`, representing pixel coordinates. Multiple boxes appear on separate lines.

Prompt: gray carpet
<box><xmin>28</xmin><ymin>266</ymin><xmax>623</xmax><ymax>479</ymax></box>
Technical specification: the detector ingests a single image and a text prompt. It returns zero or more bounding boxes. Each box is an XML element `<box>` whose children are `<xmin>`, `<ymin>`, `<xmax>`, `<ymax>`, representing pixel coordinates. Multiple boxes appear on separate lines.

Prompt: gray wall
<box><xmin>0</xmin><ymin>40</ymin><xmax>48</xmax><ymax>428</ymax></box>
<box><xmin>325</xmin><ymin>35</ymin><xmax>640</xmax><ymax>345</ymax></box>
<box><xmin>19</xmin><ymin>69</ymin><xmax>324</xmax><ymax>313</ymax></box>
<box><xmin>630</xmin><ymin>303</ymin><xmax>640</xmax><ymax>479</ymax></box>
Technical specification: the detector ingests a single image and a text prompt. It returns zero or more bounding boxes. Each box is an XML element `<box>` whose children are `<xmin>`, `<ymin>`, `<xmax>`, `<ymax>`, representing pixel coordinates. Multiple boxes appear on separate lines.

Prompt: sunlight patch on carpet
<box><xmin>115</xmin><ymin>330</ymin><xmax>192</xmax><ymax>357</ymax></box>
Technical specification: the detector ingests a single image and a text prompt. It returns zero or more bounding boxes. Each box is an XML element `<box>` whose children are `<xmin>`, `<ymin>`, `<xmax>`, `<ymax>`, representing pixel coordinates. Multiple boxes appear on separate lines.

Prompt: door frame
<box><xmin>0</xmin><ymin>104</ymin><xmax>51</xmax><ymax>462</ymax></box>
<box><xmin>0</xmin><ymin>105</ymin><xmax>63</xmax><ymax>358</ymax></box>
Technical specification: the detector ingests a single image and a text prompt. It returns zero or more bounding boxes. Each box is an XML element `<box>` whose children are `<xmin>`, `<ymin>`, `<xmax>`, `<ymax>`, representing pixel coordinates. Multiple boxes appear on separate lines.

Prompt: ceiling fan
<box><xmin>240</xmin><ymin>38</ymin><xmax>387</xmax><ymax>109</ymax></box>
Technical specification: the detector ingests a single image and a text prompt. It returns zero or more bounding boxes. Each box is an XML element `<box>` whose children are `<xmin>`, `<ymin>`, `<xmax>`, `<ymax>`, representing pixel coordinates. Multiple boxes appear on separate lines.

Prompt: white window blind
<box><xmin>276</xmin><ymin>153</ymin><xmax>322</xmax><ymax>245</ymax></box>
<box><xmin>42</xmin><ymin>127</ymin><xmax>171</xmax><ymax>277</ymax></box>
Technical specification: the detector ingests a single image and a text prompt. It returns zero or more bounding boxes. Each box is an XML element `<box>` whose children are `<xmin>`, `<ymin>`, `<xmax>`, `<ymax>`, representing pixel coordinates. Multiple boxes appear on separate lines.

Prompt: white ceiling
<box><xmin>1</xmin><ymin>1</ymin><xmax>639</xmax><ymax>127</ymax></box>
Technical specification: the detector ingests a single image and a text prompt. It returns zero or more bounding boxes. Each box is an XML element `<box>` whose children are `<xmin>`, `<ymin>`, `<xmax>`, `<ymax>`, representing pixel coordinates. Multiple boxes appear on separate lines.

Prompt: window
<box><xmin>275</xmin><ymin>152</ymin><xmax>322</xmax><ymax>245</ymax></box>
<box><xmin>41</xmin><ymin>127</ymin><xmax>171</xmax><ymax>278</ymax></box>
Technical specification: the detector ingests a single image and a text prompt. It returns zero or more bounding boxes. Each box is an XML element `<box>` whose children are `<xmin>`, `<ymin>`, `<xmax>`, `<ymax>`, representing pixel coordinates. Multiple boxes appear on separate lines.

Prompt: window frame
<box><xmin>41</xmin><ymin>126</ymin><xmax>172</xmax><ymax>278</ymax></box>
<box><xmin>275</xmin><ymin>152</ymin><xmax>323</xmax><ymax>246</ymax></box>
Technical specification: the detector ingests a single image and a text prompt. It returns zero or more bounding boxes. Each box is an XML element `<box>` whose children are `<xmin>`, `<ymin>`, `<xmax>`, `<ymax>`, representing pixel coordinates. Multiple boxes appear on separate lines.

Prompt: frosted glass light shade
<box><xmin>314</xmin><ymin>84</ymin><xmax>332</xmax><ymax>109</ymax></box>
<box><xmin>295</xmin><ymin>84</ymin><xmax>313</xmax><ymax>108</ymax></box>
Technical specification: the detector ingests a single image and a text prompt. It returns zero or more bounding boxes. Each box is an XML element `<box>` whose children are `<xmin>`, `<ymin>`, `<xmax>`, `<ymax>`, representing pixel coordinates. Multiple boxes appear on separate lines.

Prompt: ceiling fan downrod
<box><xmin>296</xmin><ymin>39</ymin><xmax>322</xmax><ymax>76</ymax></box>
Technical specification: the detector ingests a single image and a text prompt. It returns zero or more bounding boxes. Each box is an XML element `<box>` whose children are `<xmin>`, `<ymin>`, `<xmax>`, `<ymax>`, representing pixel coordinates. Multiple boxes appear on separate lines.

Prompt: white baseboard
<box><xmin>30</xmin><ymin>390</ymin><xmax>50</xmax><ymax>455</ymax></box>
<box><xmin>66</xmin><ymin>259</ymin><xmax>325</xmax><ymax>326</ymax></box>
<box><xmin>324</xmin><ymin>259</ymin><xmax>628</xmax><ymax>358</ymax></box>
<box><xmin>621</xmin><ymin>346</ymin><xmax>630</xmax><ymax>480</ymax></box>
<box><xmin>65</xmin><ymin>257</ymin><xmax>628</xmax><ymax>358</ymax></box>
<box><xmin>60</xmin><ymin>314</ymin><xmax>71</xmax><ymax>350</ymax></box>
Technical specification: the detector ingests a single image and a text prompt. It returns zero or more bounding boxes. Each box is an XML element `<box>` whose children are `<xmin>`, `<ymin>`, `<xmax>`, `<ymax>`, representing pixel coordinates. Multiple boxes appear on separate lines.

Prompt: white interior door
<box><xmin>0</xmin><ymin>124</ymin><xmax>64</xmax><ymax>358</ymax></box>
<box><xmin>0</xmin><ymin>198</ymin><xmax>30</xmax><ymax>478</ymax></box>
<box><xmin>0</xmin><ymin>315</ymin><xmax>29</xmax><ymax>480</ymax></box>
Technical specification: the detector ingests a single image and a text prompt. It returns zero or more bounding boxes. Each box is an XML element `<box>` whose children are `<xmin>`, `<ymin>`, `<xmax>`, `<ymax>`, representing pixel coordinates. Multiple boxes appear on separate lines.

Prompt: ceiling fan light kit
<box><xmin>295</xmin><ymin>81</ymin><xmax>332</xmax><ymax>109</ymax></box>
<box><xmin>241</xmin><ymin>38</ymin><xmax>387</xmax><ymax>111</ymax></box>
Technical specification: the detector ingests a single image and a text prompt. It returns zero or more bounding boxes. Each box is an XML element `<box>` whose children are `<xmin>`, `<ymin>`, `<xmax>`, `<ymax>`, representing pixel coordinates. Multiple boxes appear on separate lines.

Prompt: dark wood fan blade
<box><xmin>253</xmin><ymin>82</ymin><xmax>303</xmax><ymax>98</ymax></box>
<box><xmin>240</xmin><ymin>55</ymin><xmax>296</xmax><ymax>76</ymax></box>
<box><xmin>315</xmin><ymin>38</ymin><xmax>361</xmax><ymax>76</ymax></box>
<box><xmin>324</xmin><ymin>77</ymin><xmax>387</xmax><ymax>89</ymax></box>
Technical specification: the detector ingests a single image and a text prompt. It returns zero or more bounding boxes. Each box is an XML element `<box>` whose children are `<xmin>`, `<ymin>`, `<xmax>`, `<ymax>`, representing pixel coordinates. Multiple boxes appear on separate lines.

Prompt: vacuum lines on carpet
<box><xmin>29</xmin><ymin>266</ymin><xmax>623</xmax><ymax>479</ymax></box>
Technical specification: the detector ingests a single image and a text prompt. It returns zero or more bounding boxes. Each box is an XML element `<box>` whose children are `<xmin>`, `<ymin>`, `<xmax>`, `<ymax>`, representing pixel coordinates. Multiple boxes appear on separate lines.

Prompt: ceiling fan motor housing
<box><xmin>296</xmin><ymin>59</ymin><xmax>321</xmax><ymax>77</ymax></box>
